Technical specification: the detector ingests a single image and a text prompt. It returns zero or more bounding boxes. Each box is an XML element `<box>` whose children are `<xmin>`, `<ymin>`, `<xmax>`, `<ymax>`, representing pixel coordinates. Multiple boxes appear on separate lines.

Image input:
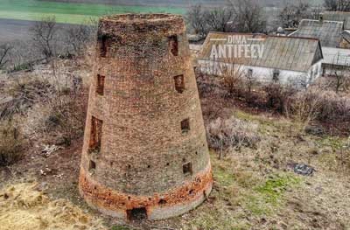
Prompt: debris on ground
<box><xmin>41</xmin><ymin>145</ymin><xmax>62</xmax><ymax>157</ymax></box>
<box><xmin>305</xmin><ymin>125</ymin><xmax>325</xmax><ymax>136</ymax></box>
<box><xmin>293</xmin><ymin>163</ymin><xmax>315</xmax><ymax>176</ymax></box>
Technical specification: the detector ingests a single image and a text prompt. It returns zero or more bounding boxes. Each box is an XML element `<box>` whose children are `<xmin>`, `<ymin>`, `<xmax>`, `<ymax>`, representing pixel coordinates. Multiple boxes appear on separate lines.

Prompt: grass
<box><xmin>241</xmin><ymin>173</ymin><xmax>301</xmax><ymax>217</ymax></box>
<box><xmin>233</xmin><ymin>110</ymin><xmax>299</xmax><ymax>136</ymax></box>
<box><xmin>185</xmin><ymin>154</ymin><xmax>303</xmax><ymax>229</ymax></box>
<box><xmin>255</xmin><ymin>174</ymin><xmax>301</xmax><ymax>205</ymax></box>
<box><xmin>0</xmin><ymin>0</ymin><xmax>186</xmax><ymax>24</ymax></box>
<box><xmin>316</xmin><ymin>136</ymin><xmax>347</xmax><ymax>151</ymax></box>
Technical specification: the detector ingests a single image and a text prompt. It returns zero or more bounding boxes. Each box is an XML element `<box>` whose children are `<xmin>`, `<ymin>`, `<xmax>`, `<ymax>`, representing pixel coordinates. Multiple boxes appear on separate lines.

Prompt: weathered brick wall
<box><xmin>79</xmin><ymin>14</ymin><xmax>213</xmax><ymax>220</ymax></box>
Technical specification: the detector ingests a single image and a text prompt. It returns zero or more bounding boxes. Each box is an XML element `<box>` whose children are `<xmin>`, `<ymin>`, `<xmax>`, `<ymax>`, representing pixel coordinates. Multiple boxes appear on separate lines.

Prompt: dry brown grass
<box><xmin>0</xmin><ymin>183</ymin><xmax>106</xmax><ymax>230</ymax></box>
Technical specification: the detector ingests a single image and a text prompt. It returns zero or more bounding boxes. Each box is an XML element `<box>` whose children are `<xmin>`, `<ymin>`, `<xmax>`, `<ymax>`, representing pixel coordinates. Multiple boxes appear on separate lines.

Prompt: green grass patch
<box><xmin>244</xmin><ymin>194</ymin><xmax>273</xmax><ymax>215</ymax></box>
<box><xmin>242</xmin><ymin>174</ymin><xmax>301</xmax><ymax>216</ymax></box>
<box><xmin>316</xmin><ymin>136</ymin><xmax>347</xmax><ymax>151</ymax></box>
<box><xmin>255</xmin><ymin>174</ymin><xmax>301</xmax><ymax>205</ymax></box>
<box><xmin>214</xmin><ymin>164</ymin><xmax>236</xmax><ymax>187</ymax></box>
<box><xmin>0</xmin><ymin>0</ymin><xmax>186</xmax><ymax>24</ymax></box>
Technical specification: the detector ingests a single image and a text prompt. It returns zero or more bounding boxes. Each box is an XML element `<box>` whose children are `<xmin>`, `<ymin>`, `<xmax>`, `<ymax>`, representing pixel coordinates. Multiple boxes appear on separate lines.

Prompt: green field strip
<box><xmin>0</xmin><ymin>11</ymin><xmax>97</xmax><ymax>24</ymax></box>
<box><xmin>0</xmin><ymin>0</ymin><xmax>186</xmax><ymax>24</ymax></box>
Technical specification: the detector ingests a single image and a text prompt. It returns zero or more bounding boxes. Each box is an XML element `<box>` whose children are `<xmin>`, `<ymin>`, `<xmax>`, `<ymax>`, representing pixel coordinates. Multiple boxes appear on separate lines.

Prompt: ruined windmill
<box><xmin>79</xmin><ymin>14</ymin><xmax>213</xmax><ymax>221</ymax></box>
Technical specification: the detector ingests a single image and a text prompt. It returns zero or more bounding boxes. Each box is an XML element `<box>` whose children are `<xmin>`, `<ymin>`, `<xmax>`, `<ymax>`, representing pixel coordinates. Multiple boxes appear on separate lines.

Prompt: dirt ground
<box><xmin>0</xmin><ymin>60</ymin><xmax>350</xmax><ymax>230</ymax></box>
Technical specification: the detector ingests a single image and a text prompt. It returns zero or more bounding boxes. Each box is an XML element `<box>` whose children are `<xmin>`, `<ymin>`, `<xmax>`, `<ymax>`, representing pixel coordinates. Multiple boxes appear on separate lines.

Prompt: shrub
<box><xmin>222</xmin><ymin>69</ymin><xmax>251</xmax><ymax>99</ymax></box>
<box><xmin>287</xmin><ymin>89</ymin><xmax>322</xmax><ymax>125</ymax></box>
<box><xmin>206</xmin><ymin>116</ymin><xmax>261</xmax><ymax>153</ymax></box>
<box><xmin>47</xmin><ymin>92</ymin><xmax>87</xmax><ymax>145</ymax></box>
<box><xmin>264</xmin><ymin>83</ymin><xmax>296</xmax><ymax>114</ymax></box>
<box><xmin>0</xmin><ymin>122</ymin><xmax>25</xmax><ymax>166</ymax></box>
<box><xmin>223</xmin><ymin>74</ymin><xmax>245</xmax><ymax>98</ymax></box>
<box><xmin>0</xmin><ymin>77</ymin><xmax>54</xmax><ymax>119</ymax></box>
<box><xmin>23</xmin><ymin>87</ymin><xmax>88</xmax><ymax>146</ymax></box>
<box><xmin>316</xmin><ymin>91</ymin><xmax>350</xmax><ymax>123</ymax></box>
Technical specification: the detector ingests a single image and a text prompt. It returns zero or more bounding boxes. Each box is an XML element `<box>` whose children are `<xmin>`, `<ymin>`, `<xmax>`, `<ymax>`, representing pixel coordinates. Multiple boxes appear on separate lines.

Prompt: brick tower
<box><xmin>79</xmin><ymin>14</ymin><xmax>213</xmax><ymax>221</ymax></box>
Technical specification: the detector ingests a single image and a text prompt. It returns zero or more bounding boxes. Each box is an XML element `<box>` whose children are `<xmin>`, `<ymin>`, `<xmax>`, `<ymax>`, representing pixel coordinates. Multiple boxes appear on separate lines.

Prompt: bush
<box><xmin>264</xmin><ymin>83</ymin><xmax>296</xmax><ymax>114</ymax></box>
<box><xmin>316</xmin><ymin>91</ymin><xmax>350</xmax><ymax>123</ymax></box>
<box><xmin>223</xmin><ymin>74</ymin><xmax>245</xmax><ymax>98</ymax></box>
<box><xmin>23</xmin><ymin>86</ymin><xmax>88</xmax><ymax>146</ymax></box>
<box><xmin>0</xmin><ymin>122</ymin><xmax>25</xmax><ymax>166</ymax></box>
<box><xmin>287</xmin><ymin>89</ymin><xmax>322</xmax><ymax>125</ymax></box>
<box><xmin>0</xmin><ymin>77</ymin><xmax>54</xmax><ymax>119</ymax></box>
<box><xmin>200</xmin><ymin>70</ymin><xmax>350</xmax><ymax>134</ymax></box>
<box><xmin>47</xmin><ymin>93</ymin><xmax>87</xmax><ymax>145</ymax></box>
<box><xmin>206</xmin><ymin>116</ymin><xmax>261</xmax><ymax>153</ymax></box>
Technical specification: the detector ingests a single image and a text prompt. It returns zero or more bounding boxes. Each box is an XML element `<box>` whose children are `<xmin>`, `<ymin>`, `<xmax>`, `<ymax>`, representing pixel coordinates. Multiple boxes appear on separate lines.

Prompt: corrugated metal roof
<box><xmin>199</xmin><ymin>32</ymin><xmax>323</xmax><ymax>72</ymax></box>
<box><xmin>323</xmin><ymin>11</ymin><xmax>350</xmax><ymax>30</ymax></box>
<box><xmin>290</xmin><ymin>19</ymin><xmax>344</xmax><ymax>47</ymax></box>
<box><xmin>322</xmin><ymin>47</ymin><xmax>350</xmax><ymax>66</ymax></box>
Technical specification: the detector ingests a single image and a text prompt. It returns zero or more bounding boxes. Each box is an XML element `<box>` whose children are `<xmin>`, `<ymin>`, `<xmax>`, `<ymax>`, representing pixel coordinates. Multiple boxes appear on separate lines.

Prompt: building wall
<box><xmin>197</xmin><ymin>60</ymin><xmax>323</xmax><ymax>88</ymax></box>
<box><xmin>322</xmin><ymin>63</ymin><xmax>350</xmax><ymax>76</ymax></box>
<box><xmin>321</xmin><ymin>47</ymin><xmax>350</xmax><ymax>76</ymax></box>
<box><xmin>79</xmin><ymin>14</ymin><xmax>213</xmax><ymax>221</ymax></box>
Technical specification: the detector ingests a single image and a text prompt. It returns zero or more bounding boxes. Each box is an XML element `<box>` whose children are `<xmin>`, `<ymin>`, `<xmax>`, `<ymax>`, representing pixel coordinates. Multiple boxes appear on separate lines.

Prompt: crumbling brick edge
<box><xmin>79</xmin><ymin>163</ymin><xmax>213</xmax><ymax>220</ymax></box>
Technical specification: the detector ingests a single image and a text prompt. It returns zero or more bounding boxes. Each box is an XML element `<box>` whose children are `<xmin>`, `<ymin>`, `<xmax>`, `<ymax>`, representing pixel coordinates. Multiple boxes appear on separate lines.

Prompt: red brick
<box><xmin>79</xmin><ymin>14</ymin><xmax>213</xmax><ymax>221</ymax></box>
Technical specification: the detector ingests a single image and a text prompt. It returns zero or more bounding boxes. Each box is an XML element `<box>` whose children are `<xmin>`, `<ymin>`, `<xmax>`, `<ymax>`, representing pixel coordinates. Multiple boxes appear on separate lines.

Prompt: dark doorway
<box><xmin>127</xmin><ymin>207</ymin><xmax>148</xmax><ymax>221</ymax></box>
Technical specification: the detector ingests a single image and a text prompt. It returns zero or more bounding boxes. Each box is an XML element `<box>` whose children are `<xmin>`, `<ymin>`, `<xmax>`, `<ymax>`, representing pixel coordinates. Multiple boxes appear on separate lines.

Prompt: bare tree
<box><xmin>186</xmin><ymin>0</ymin><xmax>266</xmax><ymax>37</ymax></box>
<box><xmin>205</xmin><ymin>8</ymin><xmax>235</xmax><ymax>33</ymax></box>
<box><xmin>279</xmin><ymin>2</ymin><xmax>311</xmax><ymax>28</ymax></box>
<box><xmin>331</xmin><ymin>53</ymin><xmax>350</xmax><ymax>93</ymax></box>
<box><xmin>223</xmin><ymin>68</ymin><xmax>246</xmax><ymax>98</ymax></box>
<box><xmin>334</xmin><ymin>71</ymin><xmax>349</xmax><ymax>93</ymax></box>
<box><xmin>65</xmin><ymin>25</ymin><xmax>93</xmax><ymax>57</ymax></box>
<box><xmin>0</xmin><ymin>44</ymin><xmax>12</xmax><ymax>69</ymax></box>
<box><xmin>64</xmin><ymin>18</ymin><xmax>97</xmax><ymax>57</ymax></box>
<box><xmin>325</xmin><ymin>0</ymin><xmax>350</xmax><ymax>11</ymax></box>
<box><xmin>186</xmin><ymin>4</ymin><xmax>209</xmax><ymax>37</ymax></box>
<box><xmin>230</xmin><ymin>0</ymin><xmax>267</xmax><ymax>33</ymax></box>
<box><xmin>31</xmin><ymin>16</ymin><xmax>58</xmax><ymax>60</ymax></box>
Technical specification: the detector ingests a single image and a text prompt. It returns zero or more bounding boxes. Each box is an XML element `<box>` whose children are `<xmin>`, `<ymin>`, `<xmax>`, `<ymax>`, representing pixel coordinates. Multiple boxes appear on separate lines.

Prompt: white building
<box><xmin>197</xmin><ymin>32</ymin><xmax>324</xmax><ymax>88</ymax></box>
<box><xmin>322</xmin><ymin>47</ymin><xmax>350</xmax><ymax>76</ymax></box>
